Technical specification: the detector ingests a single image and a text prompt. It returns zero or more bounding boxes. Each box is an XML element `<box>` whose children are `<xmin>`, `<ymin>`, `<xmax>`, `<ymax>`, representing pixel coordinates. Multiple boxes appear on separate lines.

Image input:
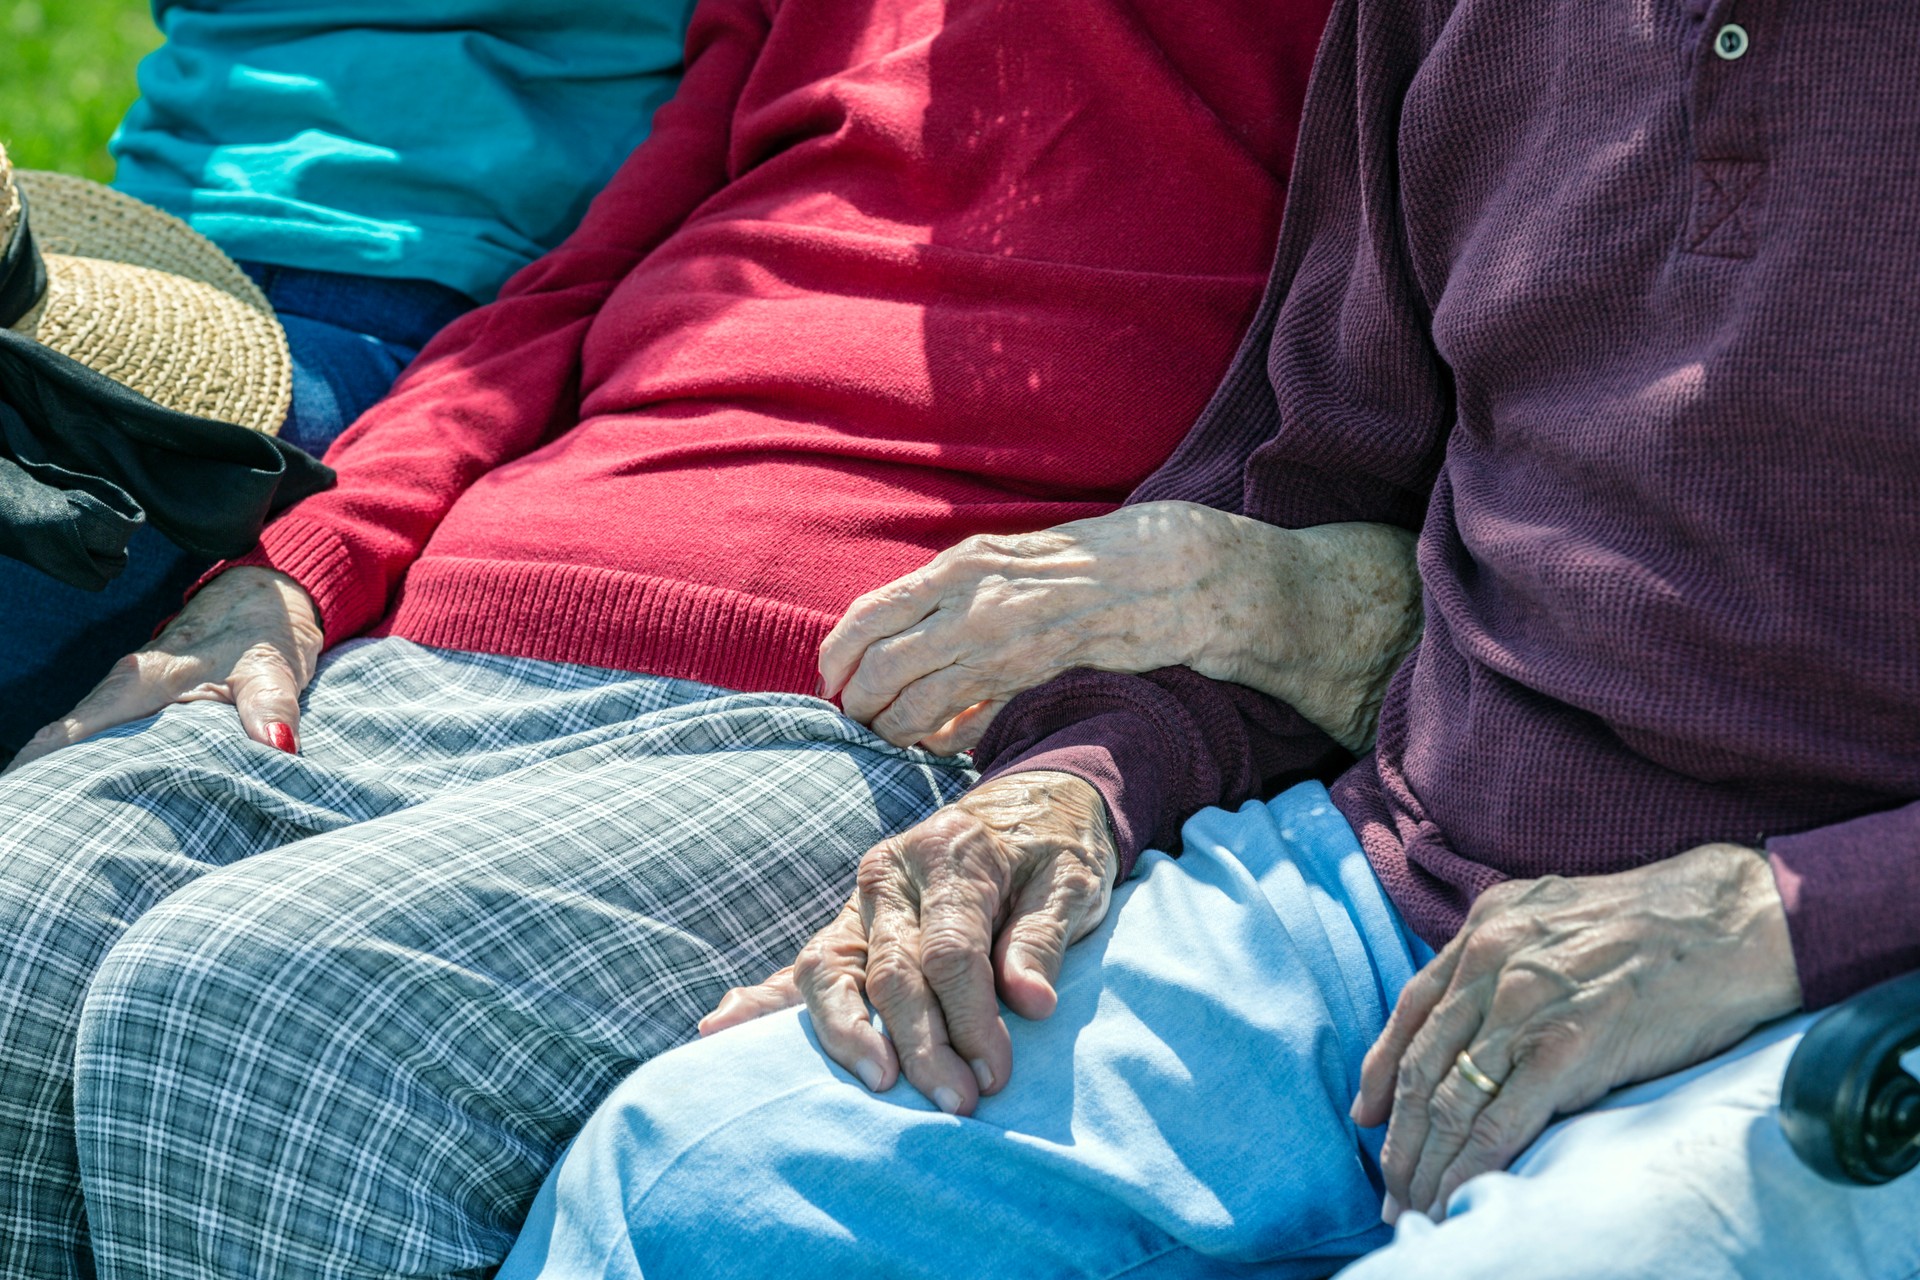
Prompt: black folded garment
<box><xmin>0</xmin><ymin>189</ymin><xmax>333</xmax><ymax>591</ymax></box>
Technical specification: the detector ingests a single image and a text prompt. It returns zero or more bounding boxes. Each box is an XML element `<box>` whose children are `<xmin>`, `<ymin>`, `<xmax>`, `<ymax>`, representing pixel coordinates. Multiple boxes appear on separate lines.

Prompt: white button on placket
<box><xmin>1715</xmin><ymin>23</ymin><xmax>1750</xmax><ymax>60</ymax></box>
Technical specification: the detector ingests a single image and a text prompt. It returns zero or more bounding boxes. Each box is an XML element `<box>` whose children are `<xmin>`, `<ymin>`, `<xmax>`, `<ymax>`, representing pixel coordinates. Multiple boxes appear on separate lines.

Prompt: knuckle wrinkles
<box><xmin>855</xmin><ymin>851</ymin><xmax>903</xmax><ymax>900</ymax></box>
<box><xmin>1468</xmin><ymin>1112</ymin><xmax>1514</xmax><ymax>1156</ymax></box>
<box><xmin>1513</xmin><ymin>1017</ymin><xmax>1586</xmax><ymax>1066</ymax></box>
<box><xmin>836</xmin><ymin>616</ymin><xmax>881</xmax><ymax>646</ymax></box>
<box><xmin>792</xmin><ymin>946</ymin><xmax>829</xmax><ymax>985</ymax></box>
<box><xmin>1494</xmin><ymin>966</ymin><xmax>1565</xmax><ymax>1012</ymax></box>
<box><xmin>1517</xmin><ymin>875</ymin><xmax>1577</xmax><ymax>906</ymax></box>
<box><xmin>1461</xmin><ymin>924</ymin><xmax>1512</xmax><ymax>962</ymax></box>
<box><xmin>918</xmin><ymin>930</ymin><xmax>980</xmax><ymax>986</ymax></box>
<box><xmin>841</xmin><ymin>677</ymin><xmax>882</xmax><ymax>714</ymax></box>
<box><xmin>1013</xmin><ymin>912</ymin><xmax>1068</xmax><ymax>949</ymax></box>
<box><xmin>1056</xmin><ymin>864</ymin><xmax>1102</xmax><ymax>904</ymax></box>
<box><xmin>863</xmin><ymin>648</ymin><xmax>904</xmax><ymax>685</ymax></box>
<box><xmin>1396</xmin><ymin>1059</ymin><xmax>1435</xmax><ymax>1101</ymax></box>
<box><xmin>869</xmin><ymin>575</ymin><xmax>919</xmax><ymax>604</ymax></box>
<box><xmin>901</xmin><ymin>1040</ymin><xmax>945</xmax><ymax>1073</ymax></box>
<box><xmin>888</xmin><ymin>687</ymin><xmax>934</xmax><ymax>726</ymax></box>
<box><xmin>1426</xmin><ymin>1097</ymin><xmax>1476</xmax><ymax>1141</ymax></box>
<box><xmin>863</xmin><ymin>955</ymin><xmax>916</xmax><ymax>1005</ymax></box>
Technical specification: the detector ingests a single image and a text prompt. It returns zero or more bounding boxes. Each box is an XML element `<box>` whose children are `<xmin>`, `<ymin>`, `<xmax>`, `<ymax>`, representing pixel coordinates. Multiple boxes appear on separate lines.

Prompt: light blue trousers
<box><xmin>498</xmin><ymin>783</ymin><xmax>1920</xmax><ymax>1279</ymax></box>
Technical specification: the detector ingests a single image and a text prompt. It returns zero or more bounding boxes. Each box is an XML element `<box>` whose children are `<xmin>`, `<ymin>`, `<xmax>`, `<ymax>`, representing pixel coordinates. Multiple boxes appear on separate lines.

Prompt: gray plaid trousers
<box><xmin>0</xmin><ymin>638</ymin><xmax>973</xmax><ymax>1279</ymax></box>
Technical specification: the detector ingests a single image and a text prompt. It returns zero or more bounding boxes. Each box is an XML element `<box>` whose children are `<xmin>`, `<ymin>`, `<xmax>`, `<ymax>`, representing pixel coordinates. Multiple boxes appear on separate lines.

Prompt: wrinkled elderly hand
<box><xmin>1352</xmin><ymin>843</ymin><xmax>1803</xmax><ymax>1223</ymax></box>
<box><xmin>700</xmin><ymin>770</ymin><xmax>1116</xmax><ymax>1115</ymax></box>
<box><xmin>819</xmin><ymin>501</ymin><xmax>1420</xmax><ymax>755</ymax></box>
<box><xmin>4</xmin><ymin>566</ymin><xmax>323</xmax><ymax>773</ymax></box>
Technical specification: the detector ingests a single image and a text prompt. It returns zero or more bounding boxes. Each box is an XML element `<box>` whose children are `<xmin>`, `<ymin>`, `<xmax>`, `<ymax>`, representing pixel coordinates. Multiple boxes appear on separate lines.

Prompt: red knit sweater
<box><xmin>233</xmin><ymin>0</ymin><xmax>1330</xmax><ymax>692</ymax></box>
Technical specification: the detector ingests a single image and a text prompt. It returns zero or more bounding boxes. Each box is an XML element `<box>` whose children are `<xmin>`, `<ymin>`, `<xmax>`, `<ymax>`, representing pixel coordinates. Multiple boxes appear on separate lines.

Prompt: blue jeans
<box><xmin>0</xmin><ymin>265</ymin><xmax>471</xmax><ymax>754</ymax></box>
<box><xmin>498</xmin><ymin>782</ymin><xmax>1920</xmax><ymax>1280</ymax></box>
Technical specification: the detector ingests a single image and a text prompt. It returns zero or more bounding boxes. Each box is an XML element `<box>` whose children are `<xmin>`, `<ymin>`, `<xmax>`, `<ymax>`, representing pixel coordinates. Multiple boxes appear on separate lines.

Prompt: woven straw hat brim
<box><xmin>8</xmin><ymin>171</ymin><xmax>291</xmax><ymax>436</ymax></box>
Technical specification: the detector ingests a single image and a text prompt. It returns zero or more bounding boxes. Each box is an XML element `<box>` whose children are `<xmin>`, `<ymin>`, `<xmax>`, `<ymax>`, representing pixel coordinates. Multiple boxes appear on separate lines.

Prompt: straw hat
<box><xmin>0</xmin><ymin>142</ymin><xmax>291</xmax><ymax>435</ymax></box>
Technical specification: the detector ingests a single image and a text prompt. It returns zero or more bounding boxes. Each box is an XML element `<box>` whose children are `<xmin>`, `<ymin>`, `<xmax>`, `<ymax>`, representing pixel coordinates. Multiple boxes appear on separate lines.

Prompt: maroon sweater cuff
<box><xmin>1766</xmin><ymin>800</ymin><xmax>1920</xmax><ymax>1009</ymax></box>
<box><xmin>973</xmin><ymin>666</ymin><xmax>1348</xmax><ymax>880</ymax></box>
<box><xmin>977</xmin><ymin>718</ymin><xmax>1173</xmax><ymax>881</ymax></box>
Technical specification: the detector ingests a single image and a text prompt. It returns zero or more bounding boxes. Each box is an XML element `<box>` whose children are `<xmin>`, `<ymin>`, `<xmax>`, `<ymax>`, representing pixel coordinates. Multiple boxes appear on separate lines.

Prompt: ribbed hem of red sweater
<box><xmin>376</xmin><ymin>557</ymin><xmax>833</xmax><ymax>693</ymax></box>
<box><xmin>217</xmin><ymin>521</ymin><xmax>837</xmax><ymax>694</ymax></box>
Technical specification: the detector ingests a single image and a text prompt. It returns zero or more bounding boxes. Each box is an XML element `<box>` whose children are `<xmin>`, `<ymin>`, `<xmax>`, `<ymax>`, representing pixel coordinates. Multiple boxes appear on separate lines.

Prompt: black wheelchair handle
<box><xmin>1779</xmin><ymin>969</ymin><xmax>1920</xmax><ymax>1185</ymax></box>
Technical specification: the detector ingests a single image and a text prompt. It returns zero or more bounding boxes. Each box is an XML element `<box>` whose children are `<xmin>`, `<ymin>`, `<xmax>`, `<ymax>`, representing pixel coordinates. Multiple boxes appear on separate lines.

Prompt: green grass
<box><xmin>0</xmin><ymin>0</ymin><xmax>161</xmax><ymax>182</ymax></box>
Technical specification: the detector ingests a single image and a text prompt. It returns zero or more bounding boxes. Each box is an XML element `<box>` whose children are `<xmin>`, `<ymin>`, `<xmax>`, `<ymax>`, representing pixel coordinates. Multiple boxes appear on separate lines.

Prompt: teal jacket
<box><xmin>112</xmin><ymin>0</ymin><xmax>695</xmax><ymax>301</ymax></box>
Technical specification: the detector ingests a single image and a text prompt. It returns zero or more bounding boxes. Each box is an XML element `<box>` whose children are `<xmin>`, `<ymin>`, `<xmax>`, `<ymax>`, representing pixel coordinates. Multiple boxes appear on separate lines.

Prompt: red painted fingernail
<box><xmin>266</xmin><ymin>722</ymin><xmax>297</xmax><ymax>754</ymax></box>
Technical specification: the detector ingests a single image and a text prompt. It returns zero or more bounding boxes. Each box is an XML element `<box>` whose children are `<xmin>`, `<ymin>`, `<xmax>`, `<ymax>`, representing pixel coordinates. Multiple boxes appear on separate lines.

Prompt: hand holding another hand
<box><xmin>700</xmin><ymin>770</ymin><xmax>1118</xmax><ymax>1116</ymax></box>
<box><xmin>4</xmin><ymin>566</ymin><xmax>323</xmax><ymax>774</ymax></box>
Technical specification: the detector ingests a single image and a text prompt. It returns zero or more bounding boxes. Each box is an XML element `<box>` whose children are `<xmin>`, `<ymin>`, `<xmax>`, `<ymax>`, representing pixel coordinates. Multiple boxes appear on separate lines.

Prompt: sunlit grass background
<box><xmin>0</xmin><ymin>0</ymin><xmax>160</xmax><ymax>182</ymax></box>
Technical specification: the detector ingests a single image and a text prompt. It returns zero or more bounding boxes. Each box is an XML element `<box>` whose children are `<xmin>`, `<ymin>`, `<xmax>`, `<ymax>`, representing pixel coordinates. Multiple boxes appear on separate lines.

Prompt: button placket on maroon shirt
<box><xmin>1684</xmin><ymin>0</ymin><xmax>1778</xmax><ymax>259</ymax></box>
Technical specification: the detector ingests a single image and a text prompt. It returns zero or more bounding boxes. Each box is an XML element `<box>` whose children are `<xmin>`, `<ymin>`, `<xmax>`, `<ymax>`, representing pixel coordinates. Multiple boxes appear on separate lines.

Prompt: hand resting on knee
<box><xmin>4</xmin><ymin>567</ymin><xmax>323</xmax><ymax>773</ymax></box>
<box><xmin>819</xmin><ymin>502</ymin><xmax>1422</xmax><ymax>755</ymax></box>
<box><xmin>1351</xmin><ymin>843</ymin><xmax>1804</xmax><ymax>1225</ymax></box>
<box><xmin>701</xmin><ymin>770</ymin><xmax>1116</xmax><ymax>1117</ymax></box>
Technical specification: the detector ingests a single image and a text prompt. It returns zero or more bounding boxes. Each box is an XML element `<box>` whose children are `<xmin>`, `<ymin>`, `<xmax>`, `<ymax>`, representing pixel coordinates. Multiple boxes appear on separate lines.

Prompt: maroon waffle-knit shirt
<box><xmin>975</xmin><ymin>0</ymin><xmax>1920</xmax><ymax>1009</ymax></box>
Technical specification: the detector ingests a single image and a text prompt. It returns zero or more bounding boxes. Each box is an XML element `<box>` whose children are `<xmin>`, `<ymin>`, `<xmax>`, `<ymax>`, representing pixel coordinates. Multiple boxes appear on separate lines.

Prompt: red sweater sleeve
<box><xmin>217</xmin><ymin>0</ymin><xmax>774</xmax><ymax>641</ymax></box>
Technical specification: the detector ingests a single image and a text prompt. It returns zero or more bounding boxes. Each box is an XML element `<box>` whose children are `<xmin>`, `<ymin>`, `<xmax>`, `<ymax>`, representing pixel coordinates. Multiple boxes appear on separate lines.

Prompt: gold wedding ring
<box><xmin>1455</xmin><ymin>1050</ymin><xmax>1502</xmax><ymax>1098</ymax></box>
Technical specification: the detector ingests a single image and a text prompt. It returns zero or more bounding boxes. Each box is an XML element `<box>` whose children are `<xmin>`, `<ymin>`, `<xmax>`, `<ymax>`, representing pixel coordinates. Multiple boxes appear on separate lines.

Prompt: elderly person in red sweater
<box><xmin>492</xmin><ymin>1</ymin><xmax>1920</xmax><ymax>1276</ymax></box>
<box><xmin>0</xmin><ymin>1</ymin><xmax>1337</xmax><ymax>1276</ymax></box>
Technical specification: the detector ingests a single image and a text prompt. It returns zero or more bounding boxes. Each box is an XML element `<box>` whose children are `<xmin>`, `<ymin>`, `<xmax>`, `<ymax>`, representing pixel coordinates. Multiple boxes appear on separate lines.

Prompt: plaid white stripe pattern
<box><xmin>0</xmin><ymin>638</ymin><xmax>973</xmax><ymax>1279</ymax></box>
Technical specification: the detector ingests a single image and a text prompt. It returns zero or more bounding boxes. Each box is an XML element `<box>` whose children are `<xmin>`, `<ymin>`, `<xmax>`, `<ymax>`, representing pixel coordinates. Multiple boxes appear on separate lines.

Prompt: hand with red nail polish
<box><xmin>5</xmin><ymin>567</ymin><xmax>323</xmax><ymax>774</ymax></box>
